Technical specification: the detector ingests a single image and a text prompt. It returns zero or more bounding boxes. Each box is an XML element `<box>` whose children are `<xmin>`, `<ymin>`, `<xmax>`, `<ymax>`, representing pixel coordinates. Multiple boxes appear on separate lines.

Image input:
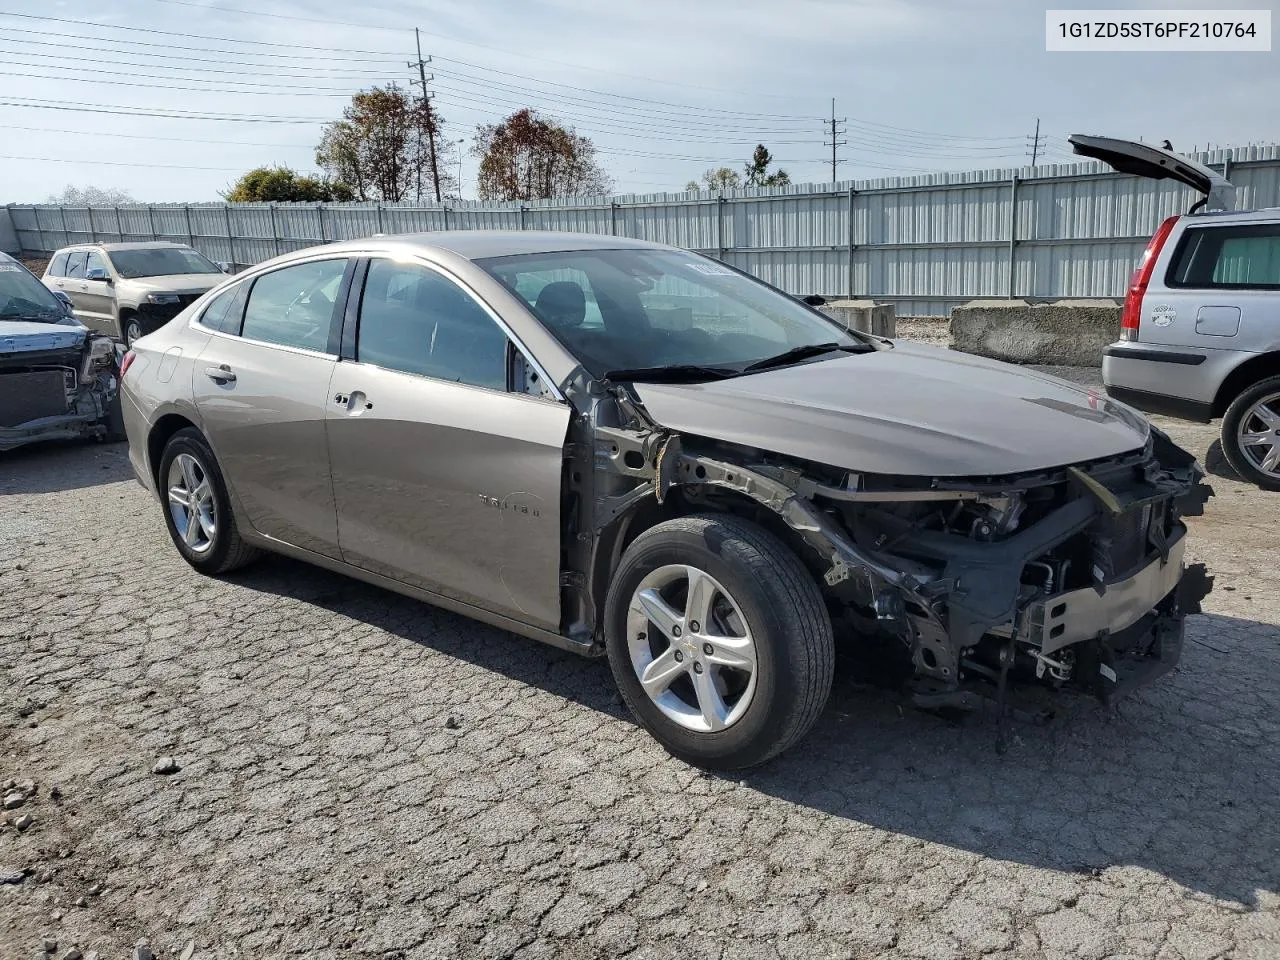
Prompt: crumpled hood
<box><xmin>631</xmin><ymin>340</ymin><xmax>1151</xmax><ymax>478</ymax></box>
<box><xmin>121</xmin><ymin>274</ymin><xmax>223</xmax><ymax>296</ymax></box>
<box><xmin>0</xmin><ymin>319</ymin><xmax>88</xmax><ymax>355</ymax></box>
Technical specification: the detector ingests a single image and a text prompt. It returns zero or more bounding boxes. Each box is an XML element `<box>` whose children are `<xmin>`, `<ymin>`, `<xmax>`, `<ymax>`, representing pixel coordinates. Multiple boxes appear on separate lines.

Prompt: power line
<box><xmin>0</xmin><ymin>97</ymin><xmax>328</xmax><ymax>123</ymax></box>
<box><xmin>3</xmin><ymin>124</ymin><xmax>316</xmax><ymax>149</ymax></box>
<box><xmin>0</xmin><ymin>68</ymin><xmax>356</xmax><ymax>97</ymax></box>
<box><xmin>0</xmin><ymin>154</ymin><xmax>244</xmax><ymax>171</ymax></box>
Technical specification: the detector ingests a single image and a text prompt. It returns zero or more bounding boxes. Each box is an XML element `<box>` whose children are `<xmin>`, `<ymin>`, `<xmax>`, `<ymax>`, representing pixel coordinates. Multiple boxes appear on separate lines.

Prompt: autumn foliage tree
<box><xmin>474</xmin><ymin>109</ymin><xmax>611</xmax><ymax>201</ymax></box>
<box><xmin>315</xmin><ymin>84</ymin><xmax>457</xmax><ymax>202</ymax></box>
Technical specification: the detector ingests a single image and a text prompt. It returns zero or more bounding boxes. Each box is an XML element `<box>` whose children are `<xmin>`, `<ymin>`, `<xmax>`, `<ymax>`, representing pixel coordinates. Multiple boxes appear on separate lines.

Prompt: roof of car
<box><xmin>323</xmin><ymin>230</ymin><xmax>671</xmax><ymax>260</ymax></box>
<box><xmin>56</xmin><ymin>241</ymin><xmax>191</xmax><ymax>252</ymax></box>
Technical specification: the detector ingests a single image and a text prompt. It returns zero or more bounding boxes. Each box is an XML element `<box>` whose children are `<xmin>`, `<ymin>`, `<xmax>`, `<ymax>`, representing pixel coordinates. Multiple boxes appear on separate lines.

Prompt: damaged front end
<box><xmin>564</xmin><ymin>379</ymin><xmax>1213</xmax><ymax>732</ymax></box>
<box><xmin>0</xmin><ymin>322</ymin><xmax>121</xmax><ymax>453</ymax></box>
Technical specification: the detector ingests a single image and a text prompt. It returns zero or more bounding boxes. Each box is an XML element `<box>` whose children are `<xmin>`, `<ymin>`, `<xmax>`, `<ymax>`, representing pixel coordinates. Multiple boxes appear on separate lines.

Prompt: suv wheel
<box><xmin>122</xmin><ymin>315</ymin><xmax>143</xmax><ymax>347</ymax></box>
<box><xmin>157</xmin><ymin>428</ymin><xmax>260</xmax><ymax>574</ymax></box>
<box><xmin>1222</xmin><ymin>375</ymin><xmax>1280</xmax><ymax>491</ymax></box>
<box><xmin>603</xmin><ymin>514</ymin><xmax>834</xmax><ymax>770</ymax></box>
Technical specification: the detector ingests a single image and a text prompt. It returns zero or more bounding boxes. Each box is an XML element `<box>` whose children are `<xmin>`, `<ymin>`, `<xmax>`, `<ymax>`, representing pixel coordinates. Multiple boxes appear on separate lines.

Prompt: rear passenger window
<box><xmin>64</xmin><ymin>252</ymin><xmax>87</xmax><ymax>279</ymax></box>
<box><xmin>357</xmin><ymin>259</ymin><xmax>508</xmax><ymax>391</ymax></box>
<box><xmin>48</xmin><ymin>252</ymin><xmax>69</xmax><ymax>277</ymax></box>
<box><xmin>241</xmin><ymin>258</ymin><xmax>347</xmax><ymax>352</ymax></box>
<box><xmin>1170</xmin><ymin>224</ymin><xmax>1280</xmax><ymax>288</ymax></box>
<box><xmin>199</xmin><ymin>284</ymin><xmax>246</xmax><ymax>335</ymax></box>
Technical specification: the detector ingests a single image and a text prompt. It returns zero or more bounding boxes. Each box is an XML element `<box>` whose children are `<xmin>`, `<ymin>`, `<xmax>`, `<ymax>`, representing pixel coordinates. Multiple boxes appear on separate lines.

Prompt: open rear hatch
<box><xmin>1068</xmin><ymin>134</ymin><xmax>1236</xmax><ymax>212</ymax></box>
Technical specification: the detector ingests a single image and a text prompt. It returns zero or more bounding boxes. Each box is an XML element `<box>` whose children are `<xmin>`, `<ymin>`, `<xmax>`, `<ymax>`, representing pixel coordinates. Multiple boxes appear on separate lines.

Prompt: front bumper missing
<box><xmin>1023</xmin><ymin>532</ymin><xmax>1186</xmax><ymax>657</ymax></box>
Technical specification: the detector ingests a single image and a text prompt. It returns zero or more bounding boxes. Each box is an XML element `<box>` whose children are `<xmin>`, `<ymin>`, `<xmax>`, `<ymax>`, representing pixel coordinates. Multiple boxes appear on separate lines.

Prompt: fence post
<box><xmin>610</xmin><ymin>200</ymin><xmax>618</xmax><ymax>236</ymax></box>
<box><xmin>59</xmin><ymin>206</ymin><xmax>68</xmax><ymax>248</ymax></box>
<box><xmin>317</xmin><ymin>203</ymin><xmax>326</xmax><ymax>243</ymax></box>
<box><xmin>443</xmin><ymin>206</ymin><xmax>451</xmax><ymax>230</ymax></box>
<box><xmin>269</xmin><ymin>203</ymin><xmax>280</xmax><ymax>256</ymax></box>
<box><xmin>89</xmin><ymin>208</ymin><xmax>97</xmax><ymax>243</ymax></box>
<box><xmin>222</xmin><ymin>204</ymin><xmax>234</xmax><ymax>267</ymax></box>
<box><xmin>846</xmin><ymin>185</ymin><xmax>856</xmax><ymax>300</ymax></box>
<box><xmin>147</xmin><ymin>204</ymin><xmax>157</xmax><ymax>241</ymax></box>
<box><xmin>184</xmin><ymin>204</ymin><xmax>194</xmax><ymax>247</ymax></box>
<box><xmin>1007</xmin><ymin>175</ymin><xmax>1020</xmax><ymax>299</ymax></box>
<box><xmin>716</xmin><ymin>194</ymin><xmax>726</xmax><ymax>260</ymax></box>
<box><xmin>375</xmin><ymin>202</ymin><xmax>384</xmax><ymax>234</ymax></box>
<box><xmin>519</xmin><ymin>205</ymin><xmax>527</xmax><ymax>230</ymax></box>
<box><xmin>113</xmin><ymin>205</ymin><xmax>122</xmax><ymax>241</ymax></box>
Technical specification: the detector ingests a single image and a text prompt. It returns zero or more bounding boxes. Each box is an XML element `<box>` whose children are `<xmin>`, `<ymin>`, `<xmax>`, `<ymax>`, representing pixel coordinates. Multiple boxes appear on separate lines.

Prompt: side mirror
<box><xmin>52</xmin><ymin>290</ymin><xmax>74</xmax><ymax>313</ymax></box>
<box><xmin>86</xmin><ymin>267</ymin><xmax>111</xmax><ymax>283</ymax></box>
<box><xmin>216</xmin><ymin>261</ymin><xmax>233</xmax><ymax>273</ymax></box>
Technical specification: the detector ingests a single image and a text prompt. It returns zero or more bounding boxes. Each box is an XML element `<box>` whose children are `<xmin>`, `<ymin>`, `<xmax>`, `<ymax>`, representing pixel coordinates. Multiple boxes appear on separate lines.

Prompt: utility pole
<box><xmin>1026</xmin><ymin>117</ymin><xmax>1043</xmax><ymax>167</ymax></box>
<box><xmin>823</xmin><ymin>98</ymin><xmax>847</xmax><ymax>184</ymax></box>
<box><xmin>408</xmin><ymin>27</ymin><xmax>442</xmax><ymax>203</ymax></box>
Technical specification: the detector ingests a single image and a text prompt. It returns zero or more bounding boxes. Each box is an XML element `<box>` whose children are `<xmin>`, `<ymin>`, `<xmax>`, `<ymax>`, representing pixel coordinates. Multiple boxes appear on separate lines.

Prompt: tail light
<box><xmin>1120</xmin><ymin>215</ymin><xmax>1179</xmax><ymax>341</ymax></box>
<box><xmin>119</xmin><ymin>350</ymin><xmax>137</xmax><ymax>379</ymax></box>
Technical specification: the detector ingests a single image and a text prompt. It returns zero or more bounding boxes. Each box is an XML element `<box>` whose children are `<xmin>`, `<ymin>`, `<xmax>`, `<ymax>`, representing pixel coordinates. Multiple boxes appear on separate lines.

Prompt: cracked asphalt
<box><xmin>1</xmin><ymin>401</ymin><xmax>1278</xmax><ymax>960</ymax></box>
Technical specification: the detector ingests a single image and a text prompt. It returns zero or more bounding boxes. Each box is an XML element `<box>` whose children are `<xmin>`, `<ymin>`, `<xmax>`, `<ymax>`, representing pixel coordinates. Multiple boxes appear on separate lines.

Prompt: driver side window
<box><xmin>241</xmin><ymin>258</ymin><xmax>347</xmax><ymax>352</ymax></box>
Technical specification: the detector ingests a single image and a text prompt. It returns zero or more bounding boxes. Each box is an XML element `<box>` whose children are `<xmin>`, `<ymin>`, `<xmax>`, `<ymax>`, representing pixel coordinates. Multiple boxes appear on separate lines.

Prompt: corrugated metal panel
<box><xmin>8</xmin><ymin>145</ymin><xmax>1280</xmax><ymax>313</ymax></box>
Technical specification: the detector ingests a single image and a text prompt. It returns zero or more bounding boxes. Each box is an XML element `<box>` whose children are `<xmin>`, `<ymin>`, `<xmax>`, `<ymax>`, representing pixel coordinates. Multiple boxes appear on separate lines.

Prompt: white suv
<box><xmin>1076</xmin><ymin>136</ymin><xmax>1280</xmax><ymax>490</ymax></box>
<box><xmin>42</xmin><ymin>241</ymin><xmax>229</xmax><ymax>347</ymax></box>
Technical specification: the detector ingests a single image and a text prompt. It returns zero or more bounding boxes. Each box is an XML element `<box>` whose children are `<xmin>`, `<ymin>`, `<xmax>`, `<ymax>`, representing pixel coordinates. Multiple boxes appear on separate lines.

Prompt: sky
<box><xmin>1</xmin><ymin>0</ymin><xmax>1278</xmax><ymax>202</ymax></box>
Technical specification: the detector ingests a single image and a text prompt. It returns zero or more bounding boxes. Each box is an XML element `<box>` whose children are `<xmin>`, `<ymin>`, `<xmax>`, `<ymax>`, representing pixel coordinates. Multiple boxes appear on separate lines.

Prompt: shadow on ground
<box><xmin>234</xmin><ymin>552</ymin><xmax>1280</xmax><ymax>909</ymax></box>
<box><xmin>0</xmin><ymin>439</ymin><xmax>134</xmax><ymax>495</ymax></box>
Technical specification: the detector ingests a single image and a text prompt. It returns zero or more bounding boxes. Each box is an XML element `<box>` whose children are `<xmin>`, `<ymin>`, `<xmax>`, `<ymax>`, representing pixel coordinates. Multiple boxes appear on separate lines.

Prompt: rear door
<box><xmin>61</xmin><ymin>251</ymin><xmax>90</xmax><ymax>321</ymax></box>
<box><xmin>1148</xmin><ymin>220</ymin><xmax>1280</xmax><ymax>353</ymax></box>
<box><xmin>326</xmin><ymin>256</ymin><xmax>570</xmax><ymax>630</ymax></box>
<box><xmin>192</xmin><ymin>255</ymin><xmax>353</xmax><ymax>559</ymax></box>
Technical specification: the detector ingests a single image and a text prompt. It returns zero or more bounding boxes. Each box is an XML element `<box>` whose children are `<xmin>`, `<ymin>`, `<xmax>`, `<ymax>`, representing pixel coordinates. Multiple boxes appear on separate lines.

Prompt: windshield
<box><xmin>0</xmin><ymin>260</ymin><xmax>70</xmax><ymax>323</ymax></box>
<box><xmin>475</xmin><ymin>248</ymin><xmax>865</xmax><ymax>379</ymax></box>
<box><xmin>107</xmin><ymin>247</ymin><xmax>221</xmax><ymax>279</ymax></box>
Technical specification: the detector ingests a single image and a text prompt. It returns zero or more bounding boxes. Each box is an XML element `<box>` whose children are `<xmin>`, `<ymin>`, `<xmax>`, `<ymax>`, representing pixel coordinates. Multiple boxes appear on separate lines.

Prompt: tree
<box><xmin>474</xmin><ymin>109</ymin><xmax>611</xmax><ymax>201</ymax></box>
<box><xmin>315</xmin><ymin>84</ymin><xmax>457</xmax><ymax>202</ymax></box>
<box><xmin>687</xmin><ymin>167</ymin><xmax>741</xmax><ymax>192</ymax></box>
<box><xmin>743</xmin><ymin>145</ymin><xmax>790</xmax><ymax>187</ymax></box>
<box><xmin>47</xmin><ymin>185</ymin><xmax>134</xmax><ymax>204</ymax></box>
<box><xmin>222</xmin><ymin>165</ymin><xmax>353</xmax><ymax>202</ymax></box>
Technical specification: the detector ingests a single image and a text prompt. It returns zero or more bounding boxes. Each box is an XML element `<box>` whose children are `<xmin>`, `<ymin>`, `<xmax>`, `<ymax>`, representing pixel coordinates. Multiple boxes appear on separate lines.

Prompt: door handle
<box><xmin>205</xmin><ymin>364</ymin><xmax>236</xmax><ymax>383</ymax></box>
<box><xmin>334</xmin><ymin>391</ymin><xmax>373</xmax><ymax>412</ymax></box>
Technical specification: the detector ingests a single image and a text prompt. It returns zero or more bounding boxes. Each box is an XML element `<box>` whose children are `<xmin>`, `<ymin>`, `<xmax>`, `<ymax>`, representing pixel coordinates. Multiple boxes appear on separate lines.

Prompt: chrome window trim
<box><xmin>359</xmin><ymin>253</ymin><xmax>567</xmax><ymax>404</ymax></box>
<box><xmin>190</xmin><ymin>252</ymin><xmax>351</xmax><ymax>359</ymax></box>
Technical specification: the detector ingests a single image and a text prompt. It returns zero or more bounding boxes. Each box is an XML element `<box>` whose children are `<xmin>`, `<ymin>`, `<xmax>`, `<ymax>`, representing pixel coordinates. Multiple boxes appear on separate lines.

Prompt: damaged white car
<box><xmin>0</xmin><ymin>251</ymin><xmax>124</xmax><ymax>453</ymax></box>
<box><xmin>119</xmin><ymin>233</ymin><xmax>1214</xmax><ymax>769</ymax></box>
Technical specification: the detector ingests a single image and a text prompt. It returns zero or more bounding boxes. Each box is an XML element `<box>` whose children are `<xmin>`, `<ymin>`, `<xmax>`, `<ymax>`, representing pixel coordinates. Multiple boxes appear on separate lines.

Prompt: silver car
<box><xmin>1071</xmin><ymin>135</ymin><xmax>1280</xmax><ymax>490</ymax></box>
<box><xmin>120</xmin><ymin>232</ymin><xmax>1213</xmax><ymax>768</ymax></box>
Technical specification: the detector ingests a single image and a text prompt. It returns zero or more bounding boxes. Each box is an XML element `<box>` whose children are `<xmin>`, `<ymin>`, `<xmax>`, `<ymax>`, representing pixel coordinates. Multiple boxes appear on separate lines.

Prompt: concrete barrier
<box><xmin>818</xmin><ymin>299</ymin><xmax>896</xmax><ymax>337</ymax></box>
<box><xmin>949</xmin><ymin>299</ymin><xmax>1120</xmax><ymax>366</ymax></box>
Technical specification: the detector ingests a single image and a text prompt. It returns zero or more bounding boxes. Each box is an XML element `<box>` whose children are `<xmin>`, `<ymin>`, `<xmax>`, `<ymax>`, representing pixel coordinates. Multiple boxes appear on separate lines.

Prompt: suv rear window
<box><xmin>1169</xmin><ymin>223</ymin><xmax>1280</xmax><ymax>289</ymax></box>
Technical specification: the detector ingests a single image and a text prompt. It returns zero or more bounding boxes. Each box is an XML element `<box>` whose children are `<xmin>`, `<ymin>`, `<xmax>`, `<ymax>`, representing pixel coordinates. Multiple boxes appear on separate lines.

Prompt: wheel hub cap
<box><xmin>1237</xmin><ymin>391</ymin><xmax>1280</xmax><ymax>479</ymax></box>
<box><xmin>167</xmin><ymin>453</ymin><xmax>216</xmax><ymax>554</ymax></box>
<box><xmin>626</xmin><ymin>564</ymin><xmax>758</xmax><ymax>733</ymax></box>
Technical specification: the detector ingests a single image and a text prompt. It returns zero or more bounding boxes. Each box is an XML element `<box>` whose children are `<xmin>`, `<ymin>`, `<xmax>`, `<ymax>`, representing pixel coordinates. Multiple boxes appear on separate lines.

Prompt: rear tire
<box><xmin>157</xmin><ymin>428</ymin><xmax>260</xmax><ymax>574</ymax></box>
<box><xmin>603</xmin><ymin>513</ymin><xmax>834</xmax><ymax>770</ymax></box>
<box><xmin>1221</xmin><ymin>374</ymin><xmax>1280</xmax><ymax>491</ymax></box>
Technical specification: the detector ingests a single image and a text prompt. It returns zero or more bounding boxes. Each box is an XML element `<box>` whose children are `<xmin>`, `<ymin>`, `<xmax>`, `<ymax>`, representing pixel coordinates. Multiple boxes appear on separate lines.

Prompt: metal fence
<box><xmin>10</xmin><ymin>144</ymin><xmax>1280</xmax><ymax>315</ymax></box>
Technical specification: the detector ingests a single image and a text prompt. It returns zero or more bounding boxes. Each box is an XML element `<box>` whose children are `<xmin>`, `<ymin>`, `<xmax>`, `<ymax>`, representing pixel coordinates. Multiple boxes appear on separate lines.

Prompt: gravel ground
<box><xmin>1</xmin><ymin>378</ymin><xmax>1278</xmax><ymax>959</ymax></box>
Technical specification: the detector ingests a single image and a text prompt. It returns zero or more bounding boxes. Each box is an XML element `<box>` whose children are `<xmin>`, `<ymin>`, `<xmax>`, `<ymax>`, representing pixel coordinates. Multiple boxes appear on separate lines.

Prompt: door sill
<box><xmin>240</xmin><ymin>530</ymin><xmax>601</xmax><ymax>657</ymax></box>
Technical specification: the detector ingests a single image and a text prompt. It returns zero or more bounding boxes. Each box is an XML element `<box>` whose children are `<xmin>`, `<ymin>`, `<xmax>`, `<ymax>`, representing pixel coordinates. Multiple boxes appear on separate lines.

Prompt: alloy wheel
<box><xmin>1236</xmin><ymin>391</ymin><xmax>1280</xmax><ymax>479</ymax></box>
<box><xmin>626</xmin><ymin>564</ymin><xmax>758</xmax><ymax>732</ymax></box>
<box><xmin>125</xmin><ymin>319</ymin><xmax>142</xmax><ymax>347</ymax></box>
<box><xmin>167</xmin><ymin>453</ymin><xmax>217</xmax><ymax>554</ymax></box>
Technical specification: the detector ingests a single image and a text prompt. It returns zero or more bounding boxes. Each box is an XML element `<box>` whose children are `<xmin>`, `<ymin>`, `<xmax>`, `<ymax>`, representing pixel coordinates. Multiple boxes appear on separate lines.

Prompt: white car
<box><xmin>42</xmin><ymin>241</ymin><xmax>230</xmax><ymax>347</ymax></box>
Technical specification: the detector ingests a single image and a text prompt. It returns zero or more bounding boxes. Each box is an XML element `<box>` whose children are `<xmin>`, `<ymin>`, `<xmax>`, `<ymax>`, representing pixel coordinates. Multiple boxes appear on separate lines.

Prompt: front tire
<box><xmin>1221</xmin><ymin>375</ymin><xmax>1280</xmax><ymax>491</ymax></box>
<box><xmin>157</xmin><ymin>428</ymin><xmax>260</xmax><ymax>574</ymax></box>
<box><xmin>122</xmin><ymin>314</ymin><xmax>143</xmax><ymax>347</ymax></box>
<box><xmin>604</xmin><ymin>514</ymin><xmax>834</xmax><ymax>770</ymax></box>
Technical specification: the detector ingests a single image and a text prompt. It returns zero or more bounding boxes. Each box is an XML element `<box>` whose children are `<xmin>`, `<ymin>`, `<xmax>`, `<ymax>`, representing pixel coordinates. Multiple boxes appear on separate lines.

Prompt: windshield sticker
<box><xmin>0</xmin><ymin>264</ymin><xmax>21</xmax><ymax>272</ymax></box>
<box><xmin>686</xmin><ymin>262</ymin><xmax>736</xmax><ymax>277</ymax></box>
<box><xmin>1150</xmin><ymin>305</ymin><xmax>1176</xmax><ymax>327</ymax></box>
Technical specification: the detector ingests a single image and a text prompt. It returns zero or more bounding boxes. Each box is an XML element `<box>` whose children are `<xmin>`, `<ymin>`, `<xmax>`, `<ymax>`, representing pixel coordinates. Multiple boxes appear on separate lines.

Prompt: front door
<box><xmin>326</xmin><ymin>257</ymin><xmax>571</xmax><ymax>630</ymax></box>
<box><xmin>192</xmin><ymin>256</ymin><xmax>352</xmax><ymax>559</ymax></box>
<box><xmin>79</xmin><ymin>250</ymin><xmax>118</xmax><ymax>336</ymax></box>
